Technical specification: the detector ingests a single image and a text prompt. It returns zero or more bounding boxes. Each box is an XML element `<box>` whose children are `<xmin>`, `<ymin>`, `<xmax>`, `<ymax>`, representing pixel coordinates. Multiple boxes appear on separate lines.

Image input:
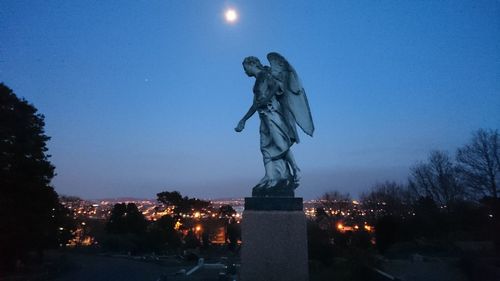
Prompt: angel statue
<box><xmin>235</xmin><ymin>52</ymin><xmax>314</xmax><ymax>197</ymax></box>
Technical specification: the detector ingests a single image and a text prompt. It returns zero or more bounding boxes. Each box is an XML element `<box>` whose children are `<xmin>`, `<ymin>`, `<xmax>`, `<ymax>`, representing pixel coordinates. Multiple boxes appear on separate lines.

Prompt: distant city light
<box><xmin>174</xmin><ymin>221</ymin><xmax>182</xmax><ymax>230</ymax></box>
<box><xmin>58</xmin><ymin>197</ymin><xmax>390</xmax><ymax>248</ymax></box>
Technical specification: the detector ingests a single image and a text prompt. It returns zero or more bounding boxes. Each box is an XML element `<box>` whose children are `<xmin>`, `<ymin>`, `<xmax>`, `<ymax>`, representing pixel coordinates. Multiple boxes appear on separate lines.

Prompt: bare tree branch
<box><xmin>456</xmin><ymin>129</ymin><xmax>500</xmax><ymax>199</ymax></box>
<box><xmin>409</xmin><ymin>150</ymin><xmax>465</xmax><ymax>206</ymax></box>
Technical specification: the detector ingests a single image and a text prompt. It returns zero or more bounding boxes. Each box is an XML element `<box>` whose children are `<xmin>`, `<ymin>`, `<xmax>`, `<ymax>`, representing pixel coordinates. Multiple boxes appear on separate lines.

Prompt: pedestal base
<box><xmin>240</xmin><ymin>198</ymin><xmax>309</xmax><ymax>281</ymax></box>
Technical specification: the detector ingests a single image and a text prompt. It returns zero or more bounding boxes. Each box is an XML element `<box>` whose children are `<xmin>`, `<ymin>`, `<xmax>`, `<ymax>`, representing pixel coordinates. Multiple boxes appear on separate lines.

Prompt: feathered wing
<box><xmin>267</xmin><ymin>52</ymin><xmax>314</xmax><ymax>137</ymax></box>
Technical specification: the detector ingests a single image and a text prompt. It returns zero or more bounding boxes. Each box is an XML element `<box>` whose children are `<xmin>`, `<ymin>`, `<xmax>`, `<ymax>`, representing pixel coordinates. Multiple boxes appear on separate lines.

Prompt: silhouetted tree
<box><xmin>307</xmin><ymin>220</ymin><xmax>334</xmax><ymax>264</ymax></box>
<box><xmin>351</xmin><ymin>229</ymin><xmax>371</xmax><ymax>249</ymax></box>
<box><xmin>157</xmin><ymin>191</ymin><xmax>183</xmax><ymax>206</ymax></box>
<box><xmin>375</xmin><ymin>215</ymin><xmax>403</xmax><ymax>254</ymax></box>
<box><xmin>226</xmin><ymin>219</ymin><xmax>241</xmax><ymax>251</ymax></box>
<box><xmin>218</xmin><ymin>204</ymin><xmax>236</xmax><ymax>218</ymax></box>
<box><xmin>361</xmin><ymin>181</ymin><xmax>410</xmax><ymax>220</ymax></box>
<box><xmin>156</xmin><ymin>190</ymin><xmax>211</xmax><ymax>215</ymax></box>
<box><xmin>456</xmin><ymin>129</ymin><xmax>500</xmax><ymax>199</ymax></box>
<box><xmin>106</xmin><ymin>203</ymin><xmax>147</xmax><ymax>234</ymax></box>
<box><xmin>184</xmin><ymin>230</ymin><xmax>201</xmax><ymax>249</ymax></box>
<box><xmin>59</xmin><ymin>195</ymin><xmax>83</xmax><ymax>204</ymax></box>
<box><xmin>104</xmin><ymin>203</ymin><xmax>148</xmax><ymax>254</ymax></box>
<box><xmin>106</xmin><ymin>203</ymin><xmax>127</xmax><ymax>233</ymax></box>
<box><xmin>52</xmin><ymin>202</ymin><xmax>76</xmax><ymax>247</ymax></box>
<box><xmin>201</xmin><ymin>231</ymin><xmax>210</xmax><ymax>249</ymax></box>
<box><xmin>319</xmin><ymin>190</ymin><xmax>352</xmax><ymax>216</ymax></box>
<box><xmin>409</xmin><ymin>196</ymin><xmax>445</xmax><ymax>239</ymax></box>
<box><xmin>409</xmin><ymin>150</ymin><xmax>465</xmax><ymax>207</ymax></box>
<box><xmin>447</xmin><ymin>199</ymin><xmax>491</xmax><ymax>240</ymax></box>
<box><xmin>0</xmin><ymin>84</ymin><xmax>68</xmax><ymax>269</ymax></box>
<box><xmin>314</xmin><ymin>207</ymin><xmax>329</xmax><ymax>221</ymax></box>
<box><xmin>480</xmin><ymin>197</ymin><xmax>500</xmax><ymax>253</ymax></box>
<box><xmin>146</xmin><ymin>215</ymin><xmax>181</xmax><ymax>252</ymax></box>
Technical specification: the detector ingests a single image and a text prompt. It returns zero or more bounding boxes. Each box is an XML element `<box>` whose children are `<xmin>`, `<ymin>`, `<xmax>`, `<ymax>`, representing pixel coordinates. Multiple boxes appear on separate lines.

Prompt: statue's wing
<box><xmin>267</xmin><ymin>52</ymin><xmax>314</xmax><ymax>137</ymax></box>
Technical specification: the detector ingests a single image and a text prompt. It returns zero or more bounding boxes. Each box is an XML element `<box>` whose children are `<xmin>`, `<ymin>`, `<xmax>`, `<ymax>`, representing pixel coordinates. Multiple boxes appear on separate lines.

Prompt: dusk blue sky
<box><xmin>1</xmin><ymin>1</ymin><xmax>499</xmax><ymax>199</ymax></box>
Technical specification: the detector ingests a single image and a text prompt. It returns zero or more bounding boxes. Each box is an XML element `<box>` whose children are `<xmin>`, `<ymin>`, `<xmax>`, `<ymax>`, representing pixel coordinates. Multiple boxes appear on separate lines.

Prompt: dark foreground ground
<box><xmin>2</xmin><ymin>248</ymin><xmax>500</xmax><ymax>281</ymax></box>
<box><xmin>54</xmin><ymin>254</ymin><xmax>184</xmax><ymax>281</ymax></box>
<box><xmin>0</xmin><ymin>250</ymin><xmax>222</xmax><ymax>281</ymax></box>
<box><xmin>54</xmin><ymin>253</ymin><xmax>231</xmax><ymax>281</ymax></box>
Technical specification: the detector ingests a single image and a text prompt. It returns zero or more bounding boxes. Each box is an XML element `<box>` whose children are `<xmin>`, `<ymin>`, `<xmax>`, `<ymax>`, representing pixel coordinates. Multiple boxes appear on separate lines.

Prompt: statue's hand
<box><xmin>235</xmin><ymin>120</ymin><xmax>245</xmax><ymax>132</ymax></box>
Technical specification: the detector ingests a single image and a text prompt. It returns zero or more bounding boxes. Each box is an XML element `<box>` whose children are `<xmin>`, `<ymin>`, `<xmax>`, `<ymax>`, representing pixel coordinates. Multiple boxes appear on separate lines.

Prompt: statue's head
<box><xmin>242</xmin><ymin>56</ymin><xmax>263</xmax><ymax>77</ymax></box>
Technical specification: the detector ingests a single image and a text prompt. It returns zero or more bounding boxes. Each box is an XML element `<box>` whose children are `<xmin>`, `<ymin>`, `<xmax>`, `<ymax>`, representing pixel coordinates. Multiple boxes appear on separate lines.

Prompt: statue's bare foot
<box><xmin>267</xmin><ymin>179</ymin><xmax>278</xmax><ymax>188</ymax></box>
<box><xmin>258</xmin><ymin>177</ymin><xmax>280</xmax><ymax>189</ymax></box>
<box><xmin>256</xmin><ymin>176</ymin><xmax>269</xmax><ymax>188</ymax></box>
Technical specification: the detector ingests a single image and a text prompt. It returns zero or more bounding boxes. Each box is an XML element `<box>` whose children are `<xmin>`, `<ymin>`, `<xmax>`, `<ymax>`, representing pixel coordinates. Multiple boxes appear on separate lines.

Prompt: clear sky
<box><xmin>1</xmin><ymin>1</ymin><xmax>499</xmax><ymax>199</ymax></box>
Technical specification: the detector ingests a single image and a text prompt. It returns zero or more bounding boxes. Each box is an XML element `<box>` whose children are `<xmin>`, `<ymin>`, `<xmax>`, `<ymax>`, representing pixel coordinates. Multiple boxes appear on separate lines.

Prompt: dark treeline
<box><xmin>372</xmin><ymin>129</ymin><xmax>500</xmax><ymax>253</ymax></box>
<box><xmin>0</xmin><ymin>84</ymin><xmax>240</xmax><ymax>272</ymax></box>
<box><xmin>308</xmin><ymin>129</ymin><xmax>499</xmax><ymax>280</ymax></box>
<box><xmin>99</xmin><ymin>192</ymin><xmax>240</xmax><ymax>256</ymax></box>
<box><xmin>0</xmin><ymin>84</ymin><xmax>75</xmax><ymax>271</ymax></box>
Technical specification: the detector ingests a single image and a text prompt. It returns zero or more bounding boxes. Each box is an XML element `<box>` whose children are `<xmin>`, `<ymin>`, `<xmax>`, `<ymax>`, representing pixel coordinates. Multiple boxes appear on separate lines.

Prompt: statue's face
<box><xmin>243</xmin><ymin>63</ymin><xmax>254</xmax><ymax>77</ymax></box>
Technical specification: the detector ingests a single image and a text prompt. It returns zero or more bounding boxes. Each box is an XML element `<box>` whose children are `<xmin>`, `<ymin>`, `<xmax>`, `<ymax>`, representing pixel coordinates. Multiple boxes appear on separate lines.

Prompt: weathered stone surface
<box><xmin>244</xmin><ymin>197</ymin><xmax>303</xmax><ymax>211</ymax></box>
<box><xmin>252</xmin><ymin>178</ymin><xmax>297</xmax><ymax>197</ymax></box>
<box><xmin>235</xmin><ymin>53</ymin><xmax>314</xmax><ymax>196</ymax></box>
<box><xmin>240</xmin><ymin>209</ymin><xmax>309</xmax><ymax>281</ymax></box>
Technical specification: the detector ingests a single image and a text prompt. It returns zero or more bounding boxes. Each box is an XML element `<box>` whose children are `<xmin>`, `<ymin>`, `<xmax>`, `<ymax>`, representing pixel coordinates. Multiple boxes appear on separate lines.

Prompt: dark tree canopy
<box><xmin>146</xmin><ymin>215</ymin><xmax>181</xmax><ymax>251</ymax></box>
<box><xmin>106</xmin><ymin>203</ymin><xmax>147</xmax><ymax>234</ymax></box>
<box><xmin>218</xmin><ymin>204</ymin><xmax>236</xmax><ymax>218</ymax></box>
<box><xmin>0</xmin><ymin>83</ymin><xmax>65</xmax><ymax>268</ymax></box>
<box><xmin>156</xmin><ymin>190</ymin><xmax>211</xmax><ymax>215</ymax></box>
<box><xmin>0</xmin><ymin>84</ymin><xmax>55</xmax><ymax>185</ymax></box>
<box><xmin>156</xmin><ymin>191</ymin><xmax>184</xmax><ymax>206</ymax></box>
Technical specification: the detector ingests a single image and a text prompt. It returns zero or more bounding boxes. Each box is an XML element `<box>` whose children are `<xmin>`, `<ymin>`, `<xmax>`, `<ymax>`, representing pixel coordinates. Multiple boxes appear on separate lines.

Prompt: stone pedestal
<box><xmin>240</xmin><ymin>197</ymin><xmax>309</xmax><ymax>281</ymax></box>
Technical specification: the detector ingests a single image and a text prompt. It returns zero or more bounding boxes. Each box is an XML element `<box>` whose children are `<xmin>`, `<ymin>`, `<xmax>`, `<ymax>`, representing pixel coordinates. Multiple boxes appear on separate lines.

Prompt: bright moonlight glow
<box><xmin>225</xmin><ymin>9</ymin><xmax>238</xmax><ymax>23</ymax></box>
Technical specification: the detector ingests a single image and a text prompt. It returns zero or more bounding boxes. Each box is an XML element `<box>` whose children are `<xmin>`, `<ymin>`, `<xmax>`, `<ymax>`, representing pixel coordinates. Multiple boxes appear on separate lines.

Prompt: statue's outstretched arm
<box><xmin>235</xmin><ymin>104</ymin><xmax>256</xmax><ymax>132</ymax></box>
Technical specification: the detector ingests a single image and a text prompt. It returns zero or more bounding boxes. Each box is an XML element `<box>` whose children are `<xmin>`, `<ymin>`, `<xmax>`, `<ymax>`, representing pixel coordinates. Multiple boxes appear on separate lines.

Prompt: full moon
<box><xmin>225</xmin><ymin>9</ymin><xmax>238</xmax><ymax>23</ymax></box>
